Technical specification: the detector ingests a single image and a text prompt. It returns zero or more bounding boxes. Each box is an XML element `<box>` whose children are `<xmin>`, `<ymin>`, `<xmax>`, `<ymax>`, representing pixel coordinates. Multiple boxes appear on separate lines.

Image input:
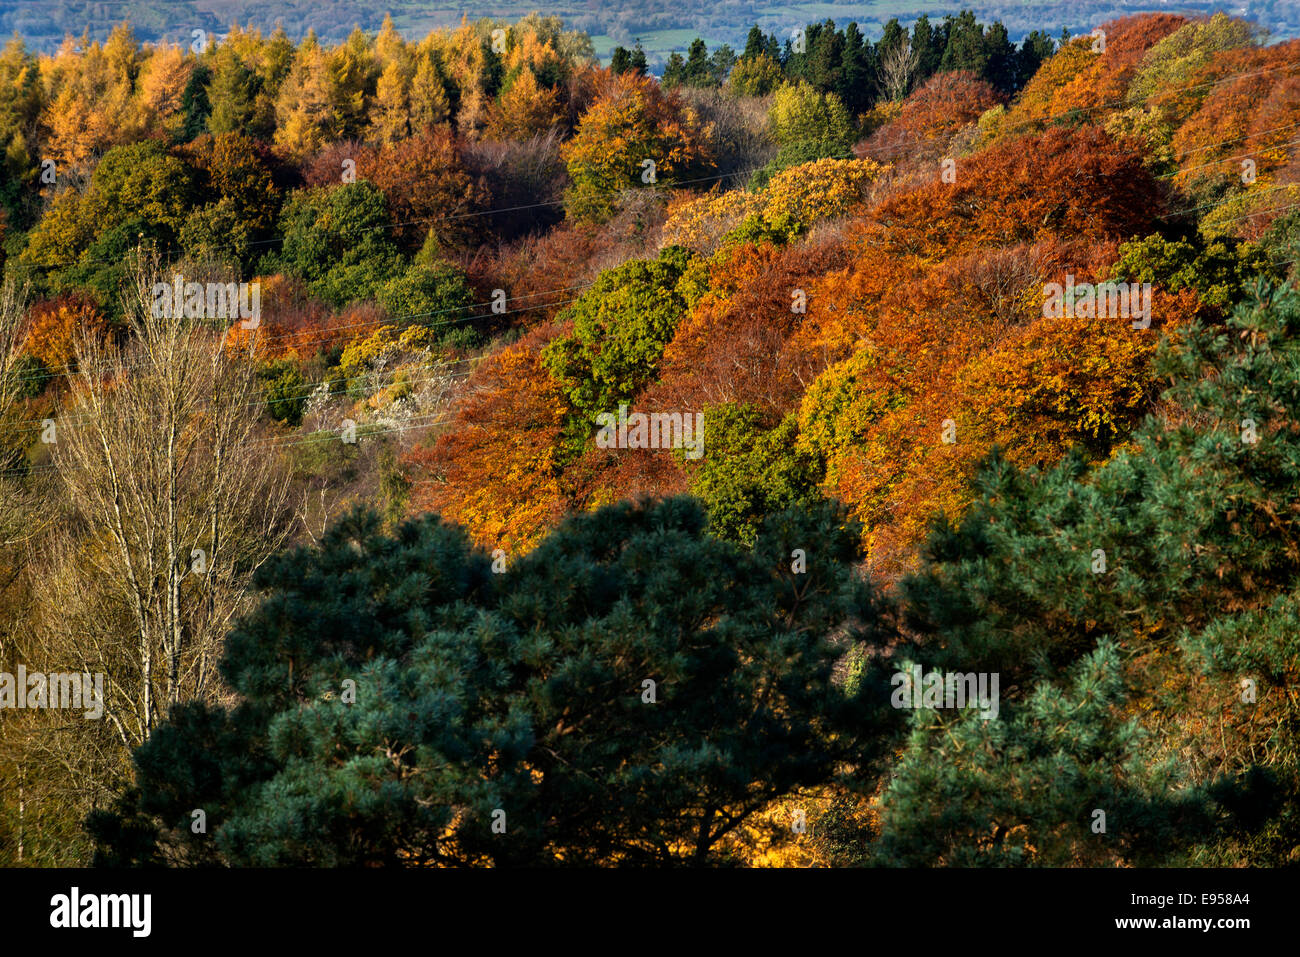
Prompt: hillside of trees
<box><xmin>0</xmin><ymin>9</ymin><xmax>1298</xmax><ymax>867</ymax></box>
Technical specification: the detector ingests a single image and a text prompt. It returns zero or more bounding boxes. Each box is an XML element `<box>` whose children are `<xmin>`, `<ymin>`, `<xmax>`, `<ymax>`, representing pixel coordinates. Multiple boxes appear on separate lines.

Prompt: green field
<box><xmin>588</xmin><ymin>29</ymin><xmax>730</xmax><ymax>60</ymax></box>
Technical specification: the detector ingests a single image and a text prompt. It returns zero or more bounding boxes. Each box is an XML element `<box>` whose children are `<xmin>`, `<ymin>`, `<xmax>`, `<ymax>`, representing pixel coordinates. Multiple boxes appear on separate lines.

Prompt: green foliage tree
<box><xmin>684</xmin><ymin>38</ymin><xmax>710</xmax><ymax>87</ymax></box>
<box><xmin>542</xmin><ymin>246</ymin><xmax>707</xmax><ymax>456</ymax></box>
<box><xmin>661</xmin><ymin>51</ymin><xmax>686</xmax><ymax>88</ymax></box>
<box><xmin>840</xmin><ymin>22</ymin><xmax>876</xmax><ymax>116</ymax></box>
<box><xmin>686</xmin><ymin>404</ymin><xmax>823</xmax><ymax>545</ymax></box>
<box><xmin>982</xmin><ymin>22</ymin><xmax>1018</xmax><ymax>94</ymax></box>
<box><xmin>259</xmin><ymin>360</ymin><xmax>308</xmax><ymax>426</ymax></box>
<box><xmin>726</xmin><ymin>53</ymin><xmax>782</xmax><ymax>98</ymax></box>
<box><xmin>377</xmin><ymin>260</ymin><xmax>474</xmax><ymax>327</ymax></box>
<box><xmin>741</xmin><ymin>27</ymin><xmax>767</xmax><ymax>62</ymax></box>
<box><xmin>910</xmin><ymin>16</ymin><xmax>943</xmax><ymax>79</ymax></box>
<box><xmin>176</xmin><ymin>63</ymin><xmax>211</xmax><ymax>145</ymax></box>
<box><xmin>207</xmin><ymin>40</ymin><xmax>258</xmax><ymax>135</ymax></box>
<box><xmin>805</xmin><ymin>20</ymin><xmax>844</xmax><ymax>95</ymax></box>
<box><xmin>261</xmin><ymin>179</ymin><xmax>401</xmax><ymax>306</ymax></box>
<box><xmin>177</xmin><ymin>197</ymin><xmax>253</xmax><ymax>275</ymax></box>
<box><xmin>629</xmin><ymin>43</ymin><xmax>648</xmax><ymax>77</ymax></box>
<box><xmin>767</xmin><ymin>80</ymin><xmax>852</xmax><ymax>153</ymax></box>
<box><xmin>939</xmin><ymin>10</ymin><xmax>989</xmax><ymax>77</ymax></box>
<box><xmin>875</xmin><ymin>642</ymin><xmax>1213</xmax><ymax>866</ymax></box>
<box><xmin>1110</xmin><ymin>233</ymin><xmax>1277</xmax><ymax>309</ymax></box>
<box><xmin>89</xmin><ymin>497</ymin><xmax>892</xmax><ymax>867</ymax></box>
<box><xmin>749</xmin><ymin>80</ymin><xmax>853</xmax><ymax>187</ymax></box>
<box><xmin>1015</xmin><ymin>31</ymin><xmax>1056</xmax><ymax>91</ymax></box>
<box><xmin>20</xmin><ymin>141</ymin><xmax>196</xmax><ymax>313</ymax></box>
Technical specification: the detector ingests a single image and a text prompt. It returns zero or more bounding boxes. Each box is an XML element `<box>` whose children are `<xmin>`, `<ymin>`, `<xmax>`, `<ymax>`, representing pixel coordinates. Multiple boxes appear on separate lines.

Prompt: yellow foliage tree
<box><xmin>273</xmin><ymin>33</ymin><xmax>339</xmax><ymax>162</ymax></box>
<box><xmin>486</xmin><ymin>67</ymin><xmax>560</xmax><ymax>139</ymax></box>
<box><xmin>135</xmin><ymin>42</ymin><xmax>193</xmax><ymax>140</ymax></box>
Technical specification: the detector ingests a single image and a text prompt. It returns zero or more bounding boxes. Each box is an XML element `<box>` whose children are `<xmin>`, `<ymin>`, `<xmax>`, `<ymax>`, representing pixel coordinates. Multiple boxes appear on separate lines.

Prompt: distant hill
<box><xmin>2</xmin><ymin>1</ymin><xmax>1295</xmax><ymax>65</ymax></box>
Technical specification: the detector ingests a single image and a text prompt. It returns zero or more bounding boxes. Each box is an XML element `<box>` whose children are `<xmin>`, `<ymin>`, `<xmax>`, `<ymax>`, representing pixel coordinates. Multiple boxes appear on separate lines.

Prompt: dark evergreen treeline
<box><xmin>612</xmin><ymin>10</ymin><xmax>1059</xmax><ymax>111</ymax></box>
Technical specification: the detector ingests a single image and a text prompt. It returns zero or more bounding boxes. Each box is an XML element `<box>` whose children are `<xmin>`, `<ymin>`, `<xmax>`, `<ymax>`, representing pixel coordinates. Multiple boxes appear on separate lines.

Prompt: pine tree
<box><xmin>90</xmin><ymin>498</ymin><xmax>893</xmax><ymax>867</ymax></box>
<box><xmin>910</xmin><ymin>15</ymin><xmax>941</xmax><ymax>80</ymax></box>
<box><xmin>940</xmin><ymin>10</ymin><xmax>988</xmax><ymax>76</ymax></box>
<box><xmin>877</xmin><ymin>18</ymin><xmax>906</xmax><ymax>61</ymax></box>
<box><xmin>684</xmin><ymin>38</ymin><xmax>709</xmax><ymax>86</ymax></box>
<box><xmin>983</xmin><ymin>22</ymin><xmax>1018</xmax><ymax>94</ymax></box>
<box><xmin>1015</xmin><ymin>31</ymin><xmax>1056</xmax><ymax>91</ymax></box>
<box><xmin>764</xmin><ymin>33</ymin><xmax>781</xmax><ymax>63</ymax></box>
<box><xmin>176</xmin><ymin>62</ymin><xmax>211</xmax><ymax>142</ymax></box>
<box><xmin>630</xmin><ymin>42</ymin><xmax>647</xmax><ymax>77</ymax></box>
<box><xmin>807</xmin><ymin>20</ymin><xmax>844</xmax><ymax>95</ymax></box>
<box><xmin>662</xmin><ymin>51</ymin><xmax>686</xmax><ymax>87</ymax></box>
<box><xmin>878</xmin><ymin>280</ymin><xmax>1300</xmax><ymax>865</ymax></box>
<box><xmin>839</xmin><ymin>21</ymin><xmax>874</xmax><ymax>116</ymax></box>
<box><xmin>875</xmin><ymin>642</ymin><xmax>1213</xmax><ymax>866</ymax></box>
<box><xmin>708</xmin><ymin>44</ymin><xmax>737</xmax><ymax>86</ymax></box>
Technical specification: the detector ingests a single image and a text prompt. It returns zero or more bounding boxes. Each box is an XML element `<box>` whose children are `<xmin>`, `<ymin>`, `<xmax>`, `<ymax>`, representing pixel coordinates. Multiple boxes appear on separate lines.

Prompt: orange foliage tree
<box><xmin>860</xmin><ymin>71</ymin><xmax>1003</xmax><ymax>171</ymax></box>
<box><xmin>867</xmin><ymin>125</ymin><xmax>1165</xmax><ymax>260</ymax></box>
<box><xmin>305</xmin><ymin>126</ymin><xmax>490</xmax><ymax>250</ymax></box>
<box><xmin>649</xmin><ymin>236</ymin><xmax>853</xmax><ymax>419</ymax></box>
<box><xmin>560</xmin><ymin>69</ymin><xmax>713</xmax><ymax>223</ymax></box>
<box><xmin>23</xmin><ymin>296</ymin><xmax>107</xmax><ymax>375</ymax></box>
<box><xmin>794</xmin><ymin>235</ymin><xmax>1202</xmax><ymax>578</ymax></box>
<box><xmin>404</xmin><ymin>325</ymin><xmax>568</xmax><ymax>552</ymax></box>
<box><xmin>987</xmin><ymin>14</ymin><xmax>1187</xmax><ymax>140</ymax></box>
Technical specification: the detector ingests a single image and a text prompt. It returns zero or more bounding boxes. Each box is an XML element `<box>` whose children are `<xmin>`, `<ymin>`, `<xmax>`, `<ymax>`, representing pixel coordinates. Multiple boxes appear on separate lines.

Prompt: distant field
<box><xmin>588</xmin><ymin>29</ymin><xmax>731</xmax><ymax>60</ymax></box>
<box><xmin>1</xmin><ymin>0</ymin><xmax>1294</xmax><ymax>60</ymax></box>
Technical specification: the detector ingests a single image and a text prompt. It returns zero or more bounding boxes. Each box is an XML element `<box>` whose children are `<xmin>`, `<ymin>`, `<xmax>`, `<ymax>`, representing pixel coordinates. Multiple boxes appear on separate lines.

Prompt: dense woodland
<box><xmin>0</xmin><ymin>8</ymin><xmax>1298</xmax><ymax>866</ymax></box>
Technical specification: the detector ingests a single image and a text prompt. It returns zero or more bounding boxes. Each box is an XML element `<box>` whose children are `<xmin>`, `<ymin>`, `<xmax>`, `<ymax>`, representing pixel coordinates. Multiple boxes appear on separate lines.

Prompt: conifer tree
<box><xmin>872</xmin><ymin>280</ymin><xmax>1300</xmax><ymax>865</ymax></box>
<box><xmin>629</xmin><ymin>42</ymin><xmax>648</xmax><ymax>77</ymax></box>
<box><xmin>90</xmin><ymin>498</ymin><xmax>893</xmax><ymax>867</ymax></box>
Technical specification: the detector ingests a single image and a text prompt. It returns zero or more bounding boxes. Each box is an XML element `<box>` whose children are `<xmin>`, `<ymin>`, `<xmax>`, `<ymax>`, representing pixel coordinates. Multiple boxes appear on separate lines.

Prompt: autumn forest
<box><xmin>0</xmin><ymin>7</ymin><xmax>1297</xmax><ymax>872</ymax></box>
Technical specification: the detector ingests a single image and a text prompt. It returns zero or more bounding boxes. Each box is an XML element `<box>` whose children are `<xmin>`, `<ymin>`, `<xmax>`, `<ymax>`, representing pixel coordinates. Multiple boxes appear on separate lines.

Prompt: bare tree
<box><xmin>36</xmin><ymin>249</ymin><xmax>291</xmax><ymax>747</ymax></box>
<box><xmin>0</xmin><ymin>277</ymin><xmax>117</xmax><ymax>865</ymax></box>
<box><xmin>880</xmin><ymin>39</ymin><xmax>921</xmax><ymax>102</ymax></box>
<box><xmin>0</xmin><ymin>279</ymin><xmax>26</xmax><ymax>418</ymax></box>
<box><xmin>0</xmin><ymin>279</ymin><xmax>32</xmax><ymax>547</ymax></box>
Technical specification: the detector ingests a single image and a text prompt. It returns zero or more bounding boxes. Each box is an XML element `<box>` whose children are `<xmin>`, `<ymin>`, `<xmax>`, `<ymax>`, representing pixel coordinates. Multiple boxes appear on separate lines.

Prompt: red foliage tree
<box><xmin>859</xmin><ymin>71</ymin><xmax>1004</xmax><ymax>172</ymax></box>
<box><xmin>867</xmin><ymin>125</ymin><xmax>1165</xmax><ymax>260</ymax></box>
